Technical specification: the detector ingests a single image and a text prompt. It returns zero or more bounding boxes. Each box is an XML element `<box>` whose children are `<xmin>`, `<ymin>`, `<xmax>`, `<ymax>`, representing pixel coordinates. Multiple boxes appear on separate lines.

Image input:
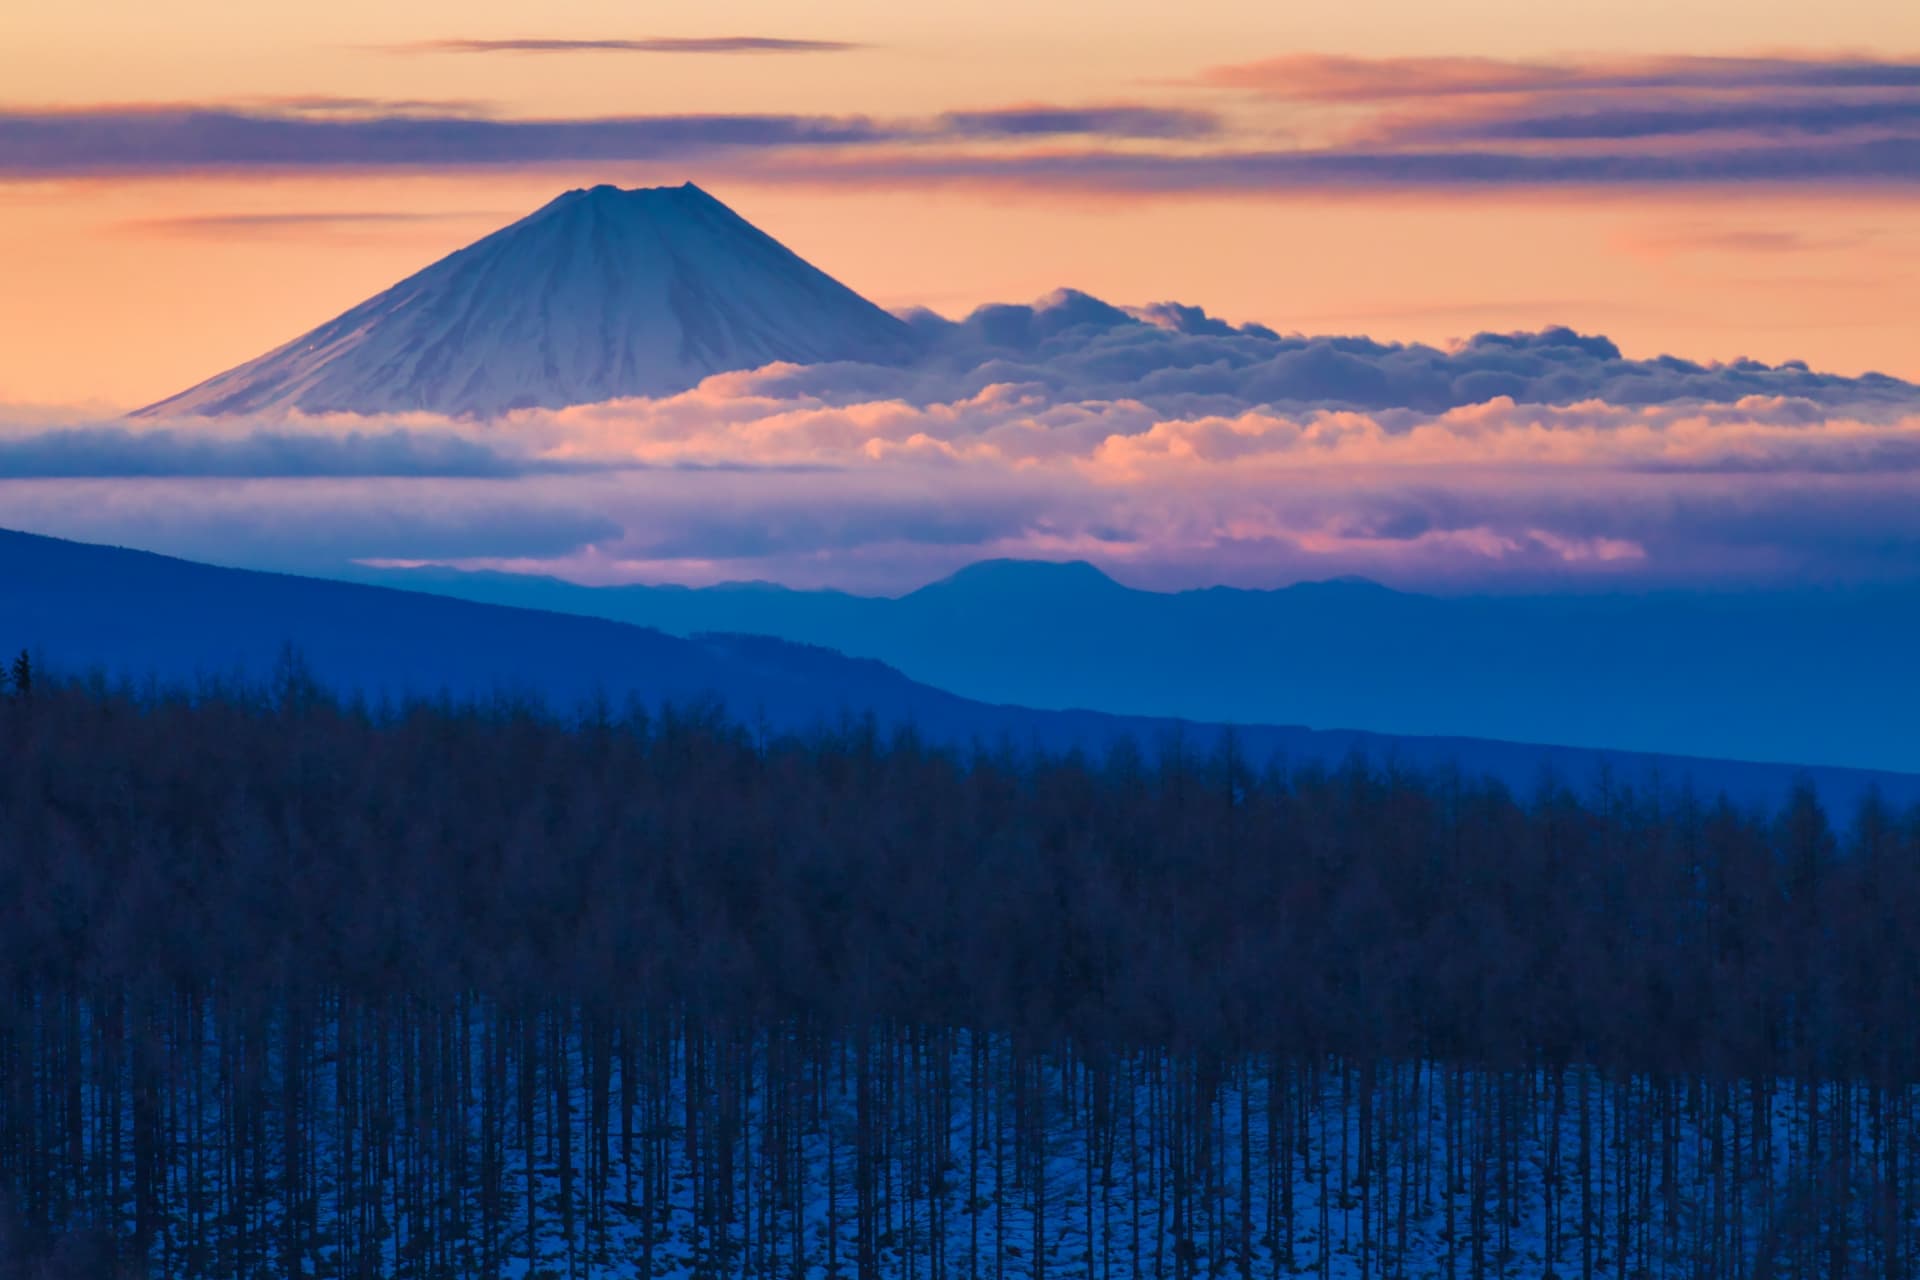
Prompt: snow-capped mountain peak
<box><xmin>135</xmin><ymin>182</ymin><xmax>919</xmax><ymax>419</ymax></box>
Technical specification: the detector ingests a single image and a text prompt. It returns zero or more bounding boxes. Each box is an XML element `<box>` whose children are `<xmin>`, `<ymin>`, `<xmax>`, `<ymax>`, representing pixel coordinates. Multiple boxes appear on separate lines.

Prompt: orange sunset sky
<box><xmin>4</xmin><ymin>0</ymin><xmax>1920</xmax><ymax>409</ymax></box>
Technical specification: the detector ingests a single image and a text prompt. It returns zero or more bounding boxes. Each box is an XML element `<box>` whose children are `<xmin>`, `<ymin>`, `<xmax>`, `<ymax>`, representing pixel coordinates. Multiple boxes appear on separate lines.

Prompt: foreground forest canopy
<box><xmin>2</xmin><ymin>676</ymin><xmax>1919</xmax><ymax>1278</ymax></box>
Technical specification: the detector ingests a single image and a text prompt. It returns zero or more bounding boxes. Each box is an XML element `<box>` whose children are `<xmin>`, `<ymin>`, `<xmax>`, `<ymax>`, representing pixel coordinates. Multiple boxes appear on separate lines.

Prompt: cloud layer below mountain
<box><xmin>4</xmin><ymin>296</ymin><xmax>1919</xmax><ymax>591</ymax></box>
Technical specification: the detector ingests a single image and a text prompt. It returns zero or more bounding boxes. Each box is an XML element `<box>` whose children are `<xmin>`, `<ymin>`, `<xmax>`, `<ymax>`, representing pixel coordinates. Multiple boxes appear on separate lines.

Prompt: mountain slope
<box><xmin>134</xmin><ymin>183</ymin><xmax>918</xmax><ymax>418</ymax></box>
<box><xmin>351</xmin><ymin>559</ymin><xmax>1920</xmax><ymax>774</ymax></box>
<box><xmin>5</xmin><ymin>527</ymin><xmax>1918</xmax><ymax>817</ymax></box>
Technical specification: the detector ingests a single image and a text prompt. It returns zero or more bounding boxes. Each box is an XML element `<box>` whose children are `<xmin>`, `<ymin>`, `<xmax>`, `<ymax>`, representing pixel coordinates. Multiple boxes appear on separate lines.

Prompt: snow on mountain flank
<box><xmin>134</xmin><ymin>183</ymin><xmax>920</xmax><ymax>419</ymax></box>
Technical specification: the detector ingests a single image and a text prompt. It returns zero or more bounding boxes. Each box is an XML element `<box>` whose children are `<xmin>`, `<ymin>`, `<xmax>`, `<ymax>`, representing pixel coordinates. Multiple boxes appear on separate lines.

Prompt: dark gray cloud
<box><xmin>390</xmin><ymin>37</ymin><xmax>864</xmax><ymax>55</ymax></box>
<box><xmin>780</xmin><ymin>290</ymin><xmax>1919</xmax><ymax>415</ymax></box>
<box><xmin>0</xmin><ymin>108</ymin><xmax>890</xmax><ymax>177</ymax></box>
<box><xmin>938</xmin><ymin>106</ymin><xmax>1221</xmax><ymax>140</ymax></box>
<box><xmin>638</xmin><ymin>504</ymin><xmax>1035</xmax><ymax>560</ymax></box>
<box><xmin>1627</xmin><ymin>439</ymin><xmax>1920</xmax><ymax>475</ymax></box>
<box><xmin>733</xmin><ymin>138</ymin><xmax>1920</xmax><ymax>192</ymax></box>
<box><xmin>11</xmin><ymin>56</ymin><xmax>1920</xmax><ymax>187</ymax></box>
<box><xmin>0</xmin><ymin>427</ymin><xmax>536</xmax><ymax>478</ymax></box>
<box><xmin>0</xmin><ymin>425</ymin><xmax>849</xmax><ymax>478</ymax></box>
<box><xmin>1402</xmin><ymin>97</ymin><xmax>1920</xmax><ymax>144</ymax></box>
<box><xmin>1176</xmin><ymin>52</ymin><xmax>1920</xmax><ymax>186</ymax></box>
<box><xmin>0</xmin><ymin>103</ymin><xmax>1240</xmax><ymax>178</ymax></box>
<box><xmin>0</xmin><ymin>478</ymin><xmax>623</xmax><ymax>568</ymax></box>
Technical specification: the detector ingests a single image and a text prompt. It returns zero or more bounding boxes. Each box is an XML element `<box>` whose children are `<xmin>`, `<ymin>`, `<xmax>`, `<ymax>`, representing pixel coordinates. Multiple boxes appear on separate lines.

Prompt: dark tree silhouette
<box><xmin>0</xmin><ymin>670</ymin><xmax>1916</xmax><ymax>1277</ymax></box>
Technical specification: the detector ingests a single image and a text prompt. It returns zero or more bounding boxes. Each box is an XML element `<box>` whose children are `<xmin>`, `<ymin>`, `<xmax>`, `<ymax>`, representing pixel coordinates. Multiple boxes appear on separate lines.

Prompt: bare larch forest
<box><xmin>1</xmin><ymin>674</ymin><xmax>1917</xmax><ymax>1279</ymax></box>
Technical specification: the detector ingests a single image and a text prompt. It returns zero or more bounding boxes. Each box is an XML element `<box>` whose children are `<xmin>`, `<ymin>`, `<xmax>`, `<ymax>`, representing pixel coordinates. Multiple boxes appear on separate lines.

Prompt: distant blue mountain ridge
<box><xmin>4</xmin><ymin>526</ymin><xmax>1916</xmax><ymax>820</ymax></box>
<box><xmin>347</xmin><ymin>557</ymin><xmax>1920</xmax><ymax>775</ymax></box>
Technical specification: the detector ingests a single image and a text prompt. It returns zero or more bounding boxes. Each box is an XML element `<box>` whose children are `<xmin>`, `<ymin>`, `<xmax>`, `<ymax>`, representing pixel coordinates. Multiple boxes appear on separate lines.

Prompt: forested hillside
<box><xmin>2</xmin><ymin>675</ymin><xmax>1918</xmax><ymax>1278</ymax></box>
<box><xmin>11</xmin><ymin>525</ymin><xmax>1920</xmax><ymax>819</ymax></box>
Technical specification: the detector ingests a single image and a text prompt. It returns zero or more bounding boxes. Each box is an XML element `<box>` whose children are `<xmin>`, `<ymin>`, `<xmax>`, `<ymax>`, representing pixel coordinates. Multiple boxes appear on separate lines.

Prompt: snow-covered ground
<box><xmin>36</xmin><ymin>1010</ymin><xmax>1903</xmax><ymax>1279</ymax></box>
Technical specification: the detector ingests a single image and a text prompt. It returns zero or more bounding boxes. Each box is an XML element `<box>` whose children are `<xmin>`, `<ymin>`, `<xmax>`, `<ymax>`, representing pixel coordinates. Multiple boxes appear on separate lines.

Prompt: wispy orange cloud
<box><xmin>385</xmin><ymin>37</ymin><xmax>867</xmax><ymax>56</ymax></box>
<box><xmin>1193</xmin><ymin>53</ymin><xmax>1920</xmax><ymax>102</ymax></box>
<box><xmin>118</xmin><ymin>209</ymin><xmax>506</xmax><ymax>238</ymax></box>
<box><xmin>1616</xmin><ymin>223</ymin><xmax>1884</xmax><ymax>257</ymax></box>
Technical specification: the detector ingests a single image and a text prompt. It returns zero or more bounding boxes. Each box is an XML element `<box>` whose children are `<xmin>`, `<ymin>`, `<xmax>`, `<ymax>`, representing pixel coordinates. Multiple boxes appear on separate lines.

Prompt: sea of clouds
<box><xmin>5</xmin><ymin>292</ymin><xmax>1920</xmax><ymax>592</ymax></box>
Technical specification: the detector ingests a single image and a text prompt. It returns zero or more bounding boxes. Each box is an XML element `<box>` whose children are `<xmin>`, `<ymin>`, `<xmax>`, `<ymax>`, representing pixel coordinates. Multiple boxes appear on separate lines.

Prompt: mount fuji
<box><xmin>134</xmin><ymin>183</ymin><xmax>919</xmax><ymax>419</ymax></box>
